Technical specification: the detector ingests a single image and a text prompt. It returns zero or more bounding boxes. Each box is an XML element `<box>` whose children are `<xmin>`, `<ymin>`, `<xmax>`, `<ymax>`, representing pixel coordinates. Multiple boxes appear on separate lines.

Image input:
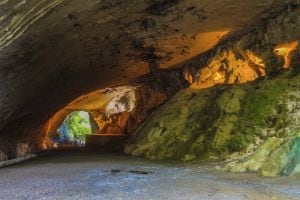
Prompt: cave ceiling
<box><xmin>0</xmin><ymin>0</ymin><xmax>279</xmax><ymax>131</ymax></box>
<box><xmin>1</xmin><ymin>0</ymin><xmax>278</xmax><ymax>71</ymax></box>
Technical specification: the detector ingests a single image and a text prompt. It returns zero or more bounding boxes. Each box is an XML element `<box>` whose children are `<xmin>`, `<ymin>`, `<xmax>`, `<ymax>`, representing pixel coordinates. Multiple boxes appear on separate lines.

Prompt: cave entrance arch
<box><xmin>43</xmin><ymin>86</ymin><xmax>137</xmax><ymax>151</ymax></box>
<box><xmin>53</xmin><ymin>111</ymin><xmax>97</xmax><ymax>148</ymax></box>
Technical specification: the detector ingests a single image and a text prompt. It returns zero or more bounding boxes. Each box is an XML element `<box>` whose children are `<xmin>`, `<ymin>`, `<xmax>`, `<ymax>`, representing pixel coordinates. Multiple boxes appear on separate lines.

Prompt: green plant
<box><xmin>64</xmin><ymin>111</ymin><xmax>92</xmax><ymax>142</ymax></box>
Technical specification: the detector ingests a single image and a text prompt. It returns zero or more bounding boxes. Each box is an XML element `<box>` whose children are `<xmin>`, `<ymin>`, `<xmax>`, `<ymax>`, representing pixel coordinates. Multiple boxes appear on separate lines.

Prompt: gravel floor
<box><xmin>0</xmin><ymin>151</ymin><xmax>300</xmax><ymax>200</ymax></box>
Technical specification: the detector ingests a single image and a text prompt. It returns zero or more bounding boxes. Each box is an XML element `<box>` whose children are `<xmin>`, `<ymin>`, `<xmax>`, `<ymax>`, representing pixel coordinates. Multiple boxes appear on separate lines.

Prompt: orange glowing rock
<box><xmin>190</xmin><ymin>49</ymin><xmax>266</xmax><ymax>89</ymax></box>
<box><xmin>274</xmin><ymin>41</ymin><xmax>299</xmax><ymax>69</ymax></box>
<box><xmin>41</xmin><ymin>86</ymin><xmax>136</xmax><ymax>148</ymax></box>
<box><xmin>155</xmin><ymin>30</ymin><xmax>231</xmax><ymax>69</ymax></box>
<box><xmin>213</xmin><ymin>72</ymin><xmax>224</xmax><ymax>81</ymax></box>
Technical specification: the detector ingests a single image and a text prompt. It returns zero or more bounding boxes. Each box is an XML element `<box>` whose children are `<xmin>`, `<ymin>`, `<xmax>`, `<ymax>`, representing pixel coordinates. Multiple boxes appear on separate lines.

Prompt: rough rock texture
<box><xmin>0</xmin><ymin>0</ymin><xmax>279</xmax><ymax>158</ymax></box>
<box><xmin>125</xmin><ymin>71</ymin><xmax>300</xmax><ymax>173</ymax></box>
<box><xmin>0</xmin><ymin>0</ymin><xmax>299</xmax><ymax>168</ymax></box>
<box><xmin>0</xmin><ymin>0</ymin><xmax>278</xmax><ymax>138</ymax></box>
<box><xmin>226</xmin><ymin>134</ymin><xmax>300</xmax><ymax>177</ymax></box>
<box><xmin>225</xmin><ymin>74</ymin><xmax>300</xmax><ymax>176</ymax></box>
<box><xmin>40</xmin><ymin>68</ymin><xmax>187</xmax><ymax>149</ymax></box>
<box><xmin>181</xmin><ymin>2</ymin><xmax>300</xmax><ymax>89</ymax></box>
<box><xmin>125</xmin><ymin>3</ymin><xmax>300</xmax><ymax>176</ymax></box>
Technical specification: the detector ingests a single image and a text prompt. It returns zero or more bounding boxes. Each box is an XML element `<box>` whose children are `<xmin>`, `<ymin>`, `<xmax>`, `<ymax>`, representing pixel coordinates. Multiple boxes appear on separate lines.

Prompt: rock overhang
<box><xmin>1</xmin><ymin>0</ymin><xmax>298</xmax><ymax>162</ymax></box>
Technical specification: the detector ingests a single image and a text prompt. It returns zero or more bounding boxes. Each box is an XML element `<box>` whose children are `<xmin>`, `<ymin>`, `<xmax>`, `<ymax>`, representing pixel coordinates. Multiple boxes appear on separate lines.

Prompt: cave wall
<box><xmin>125</xmin><ymin>3</ymin><xmax>300</xmax><ymax>176</ymax></box>
<box><xmin>0</xmin><ymin>0</ymin><xmax>279</xmax><ymax>141</ymax></box>
<box><xmin>181</xmin><ymin>1</ymin><xmax>300</xmax><ymax>88</ymax></box>
<box><xmin>0</xmin><ymin>0</ymin><xmax>296</xmax><ymax>164</ymax></box>
<box><xmin>0</xmin><ymin>66</ymin><xmax>188</xmax><ymax>160</ymax></box>
<box><xmin>125</xmin><ymin>72</ymin><xmax>300</xmax><ymax>160</ymax></box>
<box><xmin>90</xmin><ymin>69</ymin><xmax>189</xmax><ymax>136</ymax></box>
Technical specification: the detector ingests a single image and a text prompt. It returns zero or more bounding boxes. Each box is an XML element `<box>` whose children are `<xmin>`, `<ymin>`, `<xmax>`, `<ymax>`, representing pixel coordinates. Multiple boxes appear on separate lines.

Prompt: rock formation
<box><xmin>0</xmin><ymin>0</ymin><xmax>300</xmax><ymax>177</ymax></box>
<box><xmin>125</xmin><ymin>1</ymin><xmax>300</xmax><ymax>176</ymax></box>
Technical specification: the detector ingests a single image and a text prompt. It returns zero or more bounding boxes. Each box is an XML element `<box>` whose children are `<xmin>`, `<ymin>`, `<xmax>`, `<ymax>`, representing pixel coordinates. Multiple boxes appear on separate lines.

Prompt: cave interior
<box><xmin>1</xmin><ymin>1</ymin><xmax>300</xmax><ymax>198</ymax></box>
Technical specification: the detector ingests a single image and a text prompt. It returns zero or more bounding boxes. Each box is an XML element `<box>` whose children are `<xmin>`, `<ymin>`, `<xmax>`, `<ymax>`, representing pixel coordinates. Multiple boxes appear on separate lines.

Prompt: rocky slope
<box><xmin>125</xmin><ymin>72</ymin><xmax>300</xmax><ymax>170</ymax></box>
<box><xmin>125</xmin><ymin>2</ymin><xmax>300</xmax><ymax>176</ymax></box>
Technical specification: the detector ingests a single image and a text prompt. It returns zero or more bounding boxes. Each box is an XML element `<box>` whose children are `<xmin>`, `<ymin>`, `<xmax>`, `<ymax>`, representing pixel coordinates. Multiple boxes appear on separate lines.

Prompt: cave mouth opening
<box><xmin>44</xmin><ymin>86</ymin><xmax>137</xmax><ymax>152</ymax></box>
<box><xmin>53</xmin><ymin>111</ymin><xmax>95</xmax><ymax>148</ymax></box>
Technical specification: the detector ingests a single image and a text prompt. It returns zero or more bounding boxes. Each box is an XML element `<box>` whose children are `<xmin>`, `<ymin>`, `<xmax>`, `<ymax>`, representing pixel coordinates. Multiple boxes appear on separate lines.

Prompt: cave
<box><xmin>1</xmin><ymin>0</ymin><xmax>300</xmax><ymax>199</ymax></box>
<box><xmin>54</xmin><ymin>111</ymin><xmax>93</xmax><ymax>147</ymax></box>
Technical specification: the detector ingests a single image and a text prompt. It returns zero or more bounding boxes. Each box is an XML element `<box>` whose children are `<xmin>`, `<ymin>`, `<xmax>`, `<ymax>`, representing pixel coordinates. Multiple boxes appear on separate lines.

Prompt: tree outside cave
<box><xmin>55</xmin><ymin>111</ymin><xmax>93</xmax><ymax>146</ymax></box>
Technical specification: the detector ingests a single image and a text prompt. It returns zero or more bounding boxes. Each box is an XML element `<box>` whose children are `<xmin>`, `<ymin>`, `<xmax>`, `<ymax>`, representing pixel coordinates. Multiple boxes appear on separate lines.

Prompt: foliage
<box><xmin>63</xmin><ymin>111</ymin><xmax>92</xmax><ymax>142</ymax></box>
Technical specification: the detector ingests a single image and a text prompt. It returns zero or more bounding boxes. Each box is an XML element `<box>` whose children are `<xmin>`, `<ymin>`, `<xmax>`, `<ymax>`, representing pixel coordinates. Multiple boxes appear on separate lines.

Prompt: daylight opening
<box><xmin>53</xmin><ymin>111</ymin><xmax>94</xmax><ymax>147</ymax></box>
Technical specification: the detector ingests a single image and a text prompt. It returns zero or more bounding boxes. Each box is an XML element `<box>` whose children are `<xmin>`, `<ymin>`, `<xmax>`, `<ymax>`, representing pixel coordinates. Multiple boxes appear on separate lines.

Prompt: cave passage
<box><xmin>45</xmin><ymin>86</ymin><xmax>137</xmax><ymax>151</ymax></box>
<box><xmin>1</xmin><ymin>0</ymin><xmax>300</xmax><ymax>199</ymax></box>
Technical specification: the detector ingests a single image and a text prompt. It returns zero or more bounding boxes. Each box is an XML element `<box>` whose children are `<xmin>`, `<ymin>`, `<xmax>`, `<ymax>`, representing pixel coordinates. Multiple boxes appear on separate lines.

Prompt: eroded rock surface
<box><xmin>126</xmin><ymin>70</ymin><xmax>300</xmax><ymax>176</ymax></box>
<box><xmin>0</xmin><ymin>0</ymin><xmax>300</xmax><ymax>178</ymax></box>
<box><xmin>125</xmin><ymin>3</ymin><xmax>300</xmax><ymax>176</ymax></box>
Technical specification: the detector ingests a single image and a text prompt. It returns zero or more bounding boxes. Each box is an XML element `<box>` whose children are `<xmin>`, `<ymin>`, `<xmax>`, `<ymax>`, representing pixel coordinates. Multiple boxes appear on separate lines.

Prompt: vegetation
<box><xmin>125</xmin><ymin>71</ymin><xmax>300</xmax><ymax>176</ymax></box>
<box><xmin>57</xmin><ymin>111</ymin><xmax>92</xmax><ymax>143</ymax></box>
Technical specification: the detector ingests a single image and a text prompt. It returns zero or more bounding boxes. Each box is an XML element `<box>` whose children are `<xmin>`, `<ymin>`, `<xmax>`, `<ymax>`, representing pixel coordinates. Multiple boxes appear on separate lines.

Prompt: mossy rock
<box><xmin>226</xmin><ymin>134</ymin><xmax>300</xmax><ymax>177</ymax></box>
<box><xmin>126</xmin><ymin>72</ymin><xmax>300</xmax><ymax>169</ymax></box>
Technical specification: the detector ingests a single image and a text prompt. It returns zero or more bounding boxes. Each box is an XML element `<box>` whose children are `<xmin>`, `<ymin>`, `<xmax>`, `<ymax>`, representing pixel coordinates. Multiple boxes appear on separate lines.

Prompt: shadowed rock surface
<box><xmin>1</xmin><ymin>0</ymin><xmax>300</xmax><ymax>181</ymax></box>
<box><xmin>0</xmin><ymin>0</ymin><xmax>281</xmax><ymax>157</ymax></box>
<box><xmin>125</xmin><ymin>1</ymin><xmax>300</xmax><ymax>177</ymax></box>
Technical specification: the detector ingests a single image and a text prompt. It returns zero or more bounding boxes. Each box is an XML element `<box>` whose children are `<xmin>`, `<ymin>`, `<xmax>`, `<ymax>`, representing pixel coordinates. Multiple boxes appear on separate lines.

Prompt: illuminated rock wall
<box><xmin>0</xmin><ymin>0</ymin><xmax>278</xmax><ymax>141</ymax></box>
<box><xmin>0</xmin><ymin>0</ymin><xmax>298</xmax><ymax>167</ymax></box>
<box><xmin>125</xmin><ymin>4</ymin><xmax>300</xmax><ymax>177</ymax></box>
<box><xmin>190</xmin><ymin>49</ymin><xmax>266</xmax><ymax>89</ymax></box>
<box><xmin>126</xmin><ymin>65</ymin><xmax>300</xmax><ymax>167</ymax></box>
<box><xmin>38</xmin><ymin>69</ymin><xmax>188</xmax><ymax>150</ymax></box>
<box><xmin>180</xmin><ymin>2</ymin><xmax>300</xmax><ymax>89</ymax></box>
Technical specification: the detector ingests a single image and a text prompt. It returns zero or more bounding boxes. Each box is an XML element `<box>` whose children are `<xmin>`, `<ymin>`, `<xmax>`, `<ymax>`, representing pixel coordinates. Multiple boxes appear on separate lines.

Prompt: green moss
<box><xmin>226</xmin><ymin>133</ymin><xmax>300</xmax><ymax>177</ymax></box>
<box><xmin>227</xmin><ymin>134</ymin><xmax>254</xmax><ymax>152</ymax></box>
<box><xmin>260</xmin><ymin>139</ymin><xmax>290</xmax><ymax>176</ymax></box>
<box><xmin>291</xmin><ymin>165</ymin><xmax>300</xmax><ymax>177</ymax></box>
<box><xmin>225</xmin><ymin>71</ymin><xmax>300</xmax><ymax>176</ymax></box>
<box><xmin>129</xmin><ymin>88</ymin><xmax>222</xmax><ymax>160</ymax></box>
<box><xmin>225</xmin><ymin>137</ymin><xmax>285</xmax><ymax>175</ymax></box>
<box><xmin>129</xmin><ymin>86</ymin><xmax>245</xmax><ymax>160</ymax></box>
<box><xmin>126</xmin><ymin>72</ymin><xmax>300</xmax><ymax>170</ymax></box>
<box><xmin>210</xmin><ymin>114</ymin><xmax>239</xmax><ymax>156</ymax></box>
<box><xmin>216</xmin><ymin>88</ymin><xmax>246</xmax><ymax>114</ymax></box>
<box><xmin>235</xmin><ymin>79</ymin><xmax>288</xmax><ymax>137</ymax></box>
<box><xmin>191</xmin><ymin>134</ymin><xmax>207</xmax><ymax>156</ymax></box>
